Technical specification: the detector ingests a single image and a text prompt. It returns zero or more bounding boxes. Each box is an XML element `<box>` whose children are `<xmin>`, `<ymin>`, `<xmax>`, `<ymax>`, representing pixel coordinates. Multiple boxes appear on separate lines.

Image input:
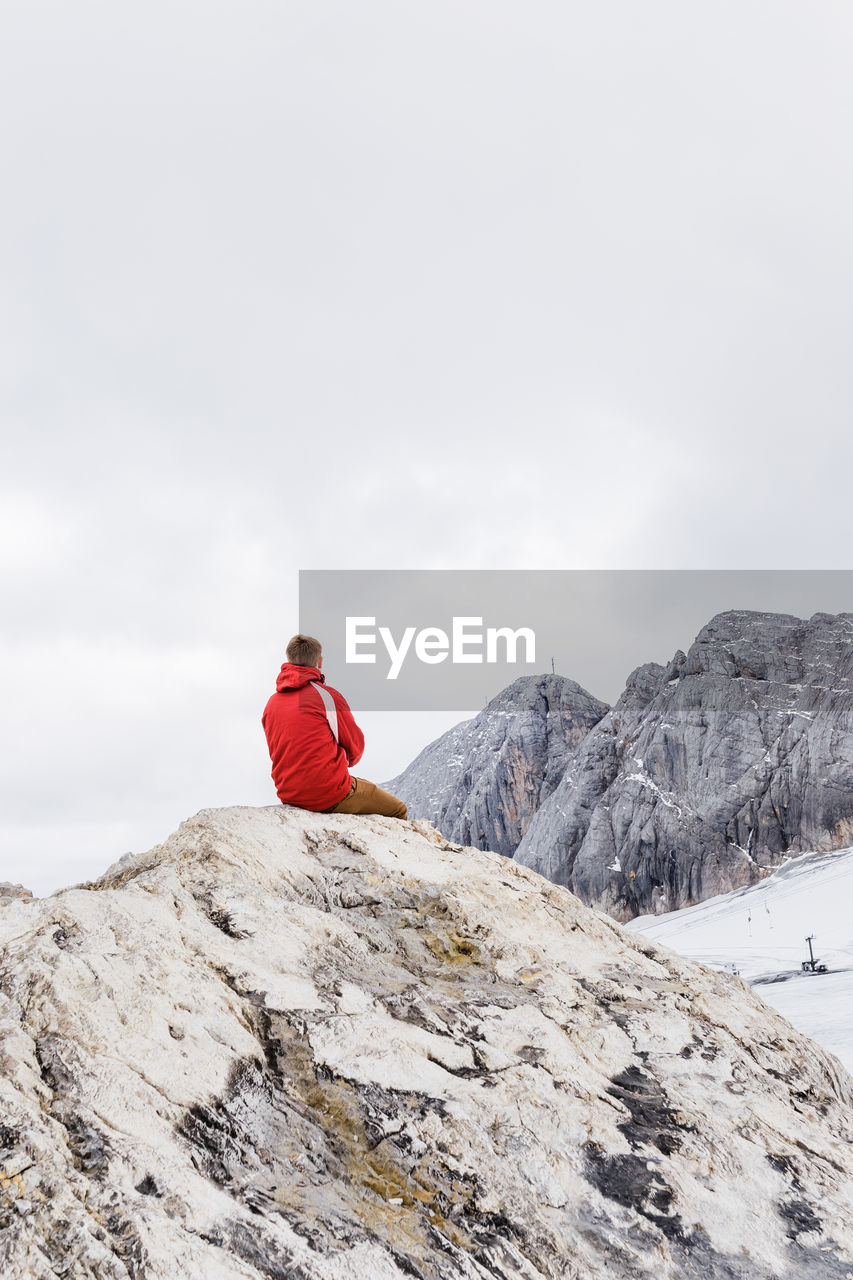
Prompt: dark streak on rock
<box><xmin>767</xmin><ymin>1150</ymin><xmax>803</xmax><ymax>1190</ymax></box>
<box><xmin>384</xmin><ymin>1243</ymin><xmax>430</xmax><ymax>1278</ymax></box>
<box><xmin>104</xmin><ymin>1208</ymin><xmax>149</xmax><ymax>1279</ymax></box>
<box><xmin>63</xmin><ymin>1115</ymin><xmax>110</xmax><ymax>1175</ymax></box>
<box><xmin>0</xmin><ymin>1123</ymin><xmax>21</xmax><ymax>1150</ymax></box>
<box><xmin>607</xmin><ymin>1061</ymin><xmax>695</xmax><ymax>1156</ymax></box>
<box><xmin>679</xmin><ymin>1035</ymin><xmax>718</xmax><ymax>1061</ymax></box>
<box><xmin>584</xmin><ymin>1141</ymin><xmax>688</xmax><ymax>1242</ymax></box>
<box><xmin>780</xmin><ymin>1197</ymin><xmax>822</xmax><ymax>1240</ymax></box>
<box><xmin>517</xmin><ymin>1045</ymin><xmax>547</xmax><ymax>1065</ymax></box>
<box><xmin>34</xmin><ymin>1036</ymin><xmax>74</xmax><ymax>1092</ymax></box>
<box><xmin>203</xmin><ymin>1221</ymin><xmax>310</xmax><ymax>1280</ymax></box>
<box><xmin>135</xmin><ymin>1174</ymin><xmax>162</xmax><ymax>1197</ymax></box>
<box><xmin>204</xmin><ymin>902</ymin><xmax>249</xmax><ymax>939</ymax></box>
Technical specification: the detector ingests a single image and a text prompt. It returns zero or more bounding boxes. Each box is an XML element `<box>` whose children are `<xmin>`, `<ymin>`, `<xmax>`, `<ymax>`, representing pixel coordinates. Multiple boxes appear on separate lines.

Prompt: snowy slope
<box><xmin>627</xmin><ymin>846</ymin><xmax>853</xmax><ymax>1073</ymax></box>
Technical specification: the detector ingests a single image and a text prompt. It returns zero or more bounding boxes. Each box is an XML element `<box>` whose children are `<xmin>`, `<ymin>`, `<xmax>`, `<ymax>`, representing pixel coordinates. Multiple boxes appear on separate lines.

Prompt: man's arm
<box><xmin>329</xmin><ymin>687</ymin><xmax>365</xmax><ymax>767</ymax></box>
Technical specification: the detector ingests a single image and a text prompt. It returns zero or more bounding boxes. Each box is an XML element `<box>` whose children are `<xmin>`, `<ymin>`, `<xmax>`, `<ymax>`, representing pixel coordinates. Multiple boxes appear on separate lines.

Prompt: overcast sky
<box><xmin>3</xmin><ymin>2</ymin><xmax>853</xmax><ymax>894</ymax></box>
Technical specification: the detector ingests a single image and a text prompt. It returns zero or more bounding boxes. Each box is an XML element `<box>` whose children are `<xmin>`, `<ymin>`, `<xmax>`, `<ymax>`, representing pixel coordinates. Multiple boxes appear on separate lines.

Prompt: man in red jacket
<box><xmin>262</xmin><ymin>634</ymin><xmax>408</xmax><ymax>819</ymax></box>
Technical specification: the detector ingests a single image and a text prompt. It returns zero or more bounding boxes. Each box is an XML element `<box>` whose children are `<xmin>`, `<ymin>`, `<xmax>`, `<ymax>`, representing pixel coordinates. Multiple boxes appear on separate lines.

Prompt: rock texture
<box><xmin>515</xmin><ymin>610</ymin><xmax>853</xmax><ymax>919</ymax></box>
<box><xmin>3</xmin><ymin>804</ymin><xmax>853</xmax><ymax>1279</ymax></box>
<box><xmin>0</xmin><ymin>883</ymin><xmax>33</xmax><ymax>905</ymax></box>
<box><xmin>386</xmin><ymin>675</ymin><xmax>609</xmax><ymax>856</ymax></box>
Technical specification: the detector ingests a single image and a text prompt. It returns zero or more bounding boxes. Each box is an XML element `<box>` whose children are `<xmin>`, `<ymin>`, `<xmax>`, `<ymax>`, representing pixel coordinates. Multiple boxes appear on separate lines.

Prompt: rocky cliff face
<box><xmin>2</xmin><ymin>804</ymin><xmax>853</xmax><ymax>1279</ymax></box>
<box><xmin>386</xmin><ymin>674</ymin><xmax>609</xmax><ymax>856</ymax></box>
<box><xmin>515</xmin><ymin>610</ymin><xmax>853</xmax><ymax>919</ymax></box>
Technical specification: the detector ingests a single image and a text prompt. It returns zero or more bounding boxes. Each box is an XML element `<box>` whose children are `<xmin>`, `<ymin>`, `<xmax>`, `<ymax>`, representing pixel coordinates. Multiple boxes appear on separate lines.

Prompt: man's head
<box><xmin>286</xmin><ymin>634</ymin><xmax>323</xmax><ymax>668</ymax></box>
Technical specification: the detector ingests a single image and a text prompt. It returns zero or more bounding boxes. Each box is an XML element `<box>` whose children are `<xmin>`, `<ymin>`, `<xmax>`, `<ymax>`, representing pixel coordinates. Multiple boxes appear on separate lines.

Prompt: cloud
<box><xmin>0</xmin><ymin>493</ymin><xmax>79</xmax><ymax>574</ymax></box>
<box><xmin>3</xmin><ymin>1</ymin><xmax>853</xmax><ymax>889</ymax></box>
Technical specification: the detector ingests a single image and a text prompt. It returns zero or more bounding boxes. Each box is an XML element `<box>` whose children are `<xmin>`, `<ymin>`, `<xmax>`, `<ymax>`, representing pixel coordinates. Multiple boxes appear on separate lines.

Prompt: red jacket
<box><xmin>262</xmin><ymin>664</ymin><xmax>365</xmax><ymax>811</ymax></box>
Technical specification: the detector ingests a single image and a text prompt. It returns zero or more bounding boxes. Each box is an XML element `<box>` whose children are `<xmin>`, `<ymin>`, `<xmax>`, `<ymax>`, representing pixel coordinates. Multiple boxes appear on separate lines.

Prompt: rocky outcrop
<box><xmin>386</xmin><ymin>674</ymin><xmax>609</xmax><ymax>856</ymax></box>
<box><xmin>0</xmin><ymin>883</ymin><xmax>33</xmax><ymax>905</ymax></box>
<box><xmin>515</xmin><ymin>610</ymin><xmax>853</xmax><ymax>919</ymax></box>
<box><xmin>2</xmin><ymin>804</ymin><xmax>853</xmax><ymax>1278</ymax></box>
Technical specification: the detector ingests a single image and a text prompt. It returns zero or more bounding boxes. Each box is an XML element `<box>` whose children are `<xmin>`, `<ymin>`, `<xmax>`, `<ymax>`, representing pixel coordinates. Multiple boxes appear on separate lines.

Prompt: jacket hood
<box><xmin>275</xmin><ymin>663</ymin><xmax>324</xmax><ymax>692</ymax></box>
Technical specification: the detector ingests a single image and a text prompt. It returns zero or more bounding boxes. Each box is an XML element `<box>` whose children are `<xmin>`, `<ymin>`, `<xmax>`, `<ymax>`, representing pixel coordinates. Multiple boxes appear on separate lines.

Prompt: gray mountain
<box><xmin>385</xmin><ymin>674</ymin><xmax>610</xmax><ymax>855</ymax></box>
<box><xmin>3</xmin><ymin>804</ymin><xmax>853</xmax><ymax>1278</ymax></box>
<box><xmin>515</xmin><ymin>610</ymin><xmax>853</xmax><ymax>919</ymax></box>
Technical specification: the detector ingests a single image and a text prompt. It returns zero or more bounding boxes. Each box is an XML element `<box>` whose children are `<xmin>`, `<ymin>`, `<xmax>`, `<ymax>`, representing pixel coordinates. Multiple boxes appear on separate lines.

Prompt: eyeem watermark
<box><xmin>346</xmin><ymin>616</ymin><xmax>536</xmax><ymax>680</ymax></box>
<box><xmin>299</xmin><ymin>569</ymin><xmax>853</xmax><ymax>710</ymax></box>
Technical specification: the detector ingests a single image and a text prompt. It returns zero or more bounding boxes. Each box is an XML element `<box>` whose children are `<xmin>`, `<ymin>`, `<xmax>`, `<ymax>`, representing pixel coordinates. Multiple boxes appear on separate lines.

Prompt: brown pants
<box><xmin>327</xmin><ymin>777</ymin><xmax>408</xmax><ymax>820</ymax></box>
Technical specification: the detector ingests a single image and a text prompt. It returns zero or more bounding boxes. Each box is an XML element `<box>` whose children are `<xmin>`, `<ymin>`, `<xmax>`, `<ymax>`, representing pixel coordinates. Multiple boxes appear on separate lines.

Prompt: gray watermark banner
<box><xmin>299</xmin><ymin>570</ymin><xmax>853</xmax><ymax>710</ymax></box>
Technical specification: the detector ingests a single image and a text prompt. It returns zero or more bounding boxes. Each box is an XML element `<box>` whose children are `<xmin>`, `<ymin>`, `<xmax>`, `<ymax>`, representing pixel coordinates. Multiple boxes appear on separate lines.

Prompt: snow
<box><xmin>623</xmin><ymin>771</ymin><xmax>685</xmax><ymax>816</ymax></box>
<box><xmin>628</xmin><ymin>846</ymin><xmax>853</xmax><ymax>1074</ymax></box>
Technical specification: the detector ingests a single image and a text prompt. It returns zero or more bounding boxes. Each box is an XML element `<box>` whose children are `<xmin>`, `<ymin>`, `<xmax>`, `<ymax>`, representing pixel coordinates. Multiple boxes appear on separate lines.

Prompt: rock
<box><xmin>2</xmin><ymin>804</ymin><xmax>853</xmax><ymax>1278</ymax></box>
<box><xmin>515</xmin><ymin>610</ymin><xmax>853</xmax><ymax>919</ymax></box>
<box><xmin>0</xmin><ymin>884</ymin><xmax>34</xmax><ymax>905</ymax></box>
<box><xmin>386</xmin><ymin>674</ymin><xmax>609</xmax><ymax>855</ymax></box>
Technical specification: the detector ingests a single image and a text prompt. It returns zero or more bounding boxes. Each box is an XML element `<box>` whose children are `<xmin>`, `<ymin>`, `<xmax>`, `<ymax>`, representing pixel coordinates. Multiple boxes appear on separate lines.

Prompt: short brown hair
<box><xmin>286</xmin><ymin>634</ymin><xmax>323</xmax><ymax>667</ymax></box>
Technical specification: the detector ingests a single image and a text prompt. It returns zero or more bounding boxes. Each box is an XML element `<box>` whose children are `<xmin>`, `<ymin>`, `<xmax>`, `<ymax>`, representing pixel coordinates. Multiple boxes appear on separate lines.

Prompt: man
<box><xmin>262</xmin><ymin>634</ymin><xmax>408</xmax><ymax>819</ymax></box>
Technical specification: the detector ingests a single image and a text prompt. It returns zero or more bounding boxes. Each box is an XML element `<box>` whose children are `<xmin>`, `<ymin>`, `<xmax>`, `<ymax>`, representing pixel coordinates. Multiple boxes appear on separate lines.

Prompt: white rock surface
<box><xmin>2</xmin><ymin>806</ymin><xmax>853</xmax><ymax>1279</ymax></box>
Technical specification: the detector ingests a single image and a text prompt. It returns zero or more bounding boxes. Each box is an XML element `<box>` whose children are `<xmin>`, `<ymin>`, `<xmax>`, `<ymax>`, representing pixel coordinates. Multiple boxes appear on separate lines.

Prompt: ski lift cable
<box><xmin>672</xmin><ymin>945</ymin><xmax>814</xmax><ymax>955</ymax></box>
<box><xmin>636</xmin><ymin>865</ymin><xmax>853</xmax><ymax>939</ymax></box>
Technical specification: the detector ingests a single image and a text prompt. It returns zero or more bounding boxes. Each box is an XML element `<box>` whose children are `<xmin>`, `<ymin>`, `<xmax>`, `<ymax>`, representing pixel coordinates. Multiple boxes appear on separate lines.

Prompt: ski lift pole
<box><xmin>802</xmin><ymin>934</ymin><xmax>828</xmax><ymax>973</ymax></box>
